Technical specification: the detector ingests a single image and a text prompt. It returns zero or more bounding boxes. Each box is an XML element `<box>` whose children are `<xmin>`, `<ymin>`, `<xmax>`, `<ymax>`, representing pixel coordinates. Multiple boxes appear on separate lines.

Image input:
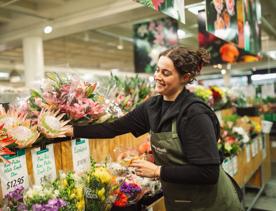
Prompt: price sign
<box><xmin>251</xmin><ymin>142</ymin><xmax>256</xmax><ymax>157</ymax></box>
<box><xmin>0</xmin><ymin>149</ymin><xmax>29</xmax><ymax>195</ymax></box>
<box><xmin>245</xmin><ymin>144</ymin><xmax>251</xmax><ymax>162</ymax></box>
<box><xmin>231</xmin><ymin>155</ymin><xmax>238</xmax><ymax>175</ymax></box>
<box><xmin>31</xmin><ymin>144</ymin><xmax>56</xmax><ymax>185</ymax></box>
<box><xmin>72</xmin><ymin>139</ymin><xmax>90</xmax><ymax>173</ymax></box>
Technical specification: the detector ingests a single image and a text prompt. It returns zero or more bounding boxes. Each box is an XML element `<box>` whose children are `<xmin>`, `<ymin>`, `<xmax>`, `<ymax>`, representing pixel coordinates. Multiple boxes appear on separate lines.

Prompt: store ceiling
<box><xmin>0</xmin><ymin>0</ymin><xmax>276</xmax><ymax>75</ymax></box>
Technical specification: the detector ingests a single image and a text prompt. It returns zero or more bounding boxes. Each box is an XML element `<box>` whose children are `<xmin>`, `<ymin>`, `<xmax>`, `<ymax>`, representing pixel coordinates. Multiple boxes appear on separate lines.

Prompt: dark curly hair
<box><xmin>159</xmin><ymin>47</ymin><xmax>210</xmax><ymax>82</ymax></box>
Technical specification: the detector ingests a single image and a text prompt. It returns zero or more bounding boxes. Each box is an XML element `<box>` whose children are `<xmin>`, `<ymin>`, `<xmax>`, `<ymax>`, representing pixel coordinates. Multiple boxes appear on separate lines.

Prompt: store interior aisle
<box><xmin>245</xmin><ymin>162</ymin><xmax>276</xmax><ymax>211</ymax></box>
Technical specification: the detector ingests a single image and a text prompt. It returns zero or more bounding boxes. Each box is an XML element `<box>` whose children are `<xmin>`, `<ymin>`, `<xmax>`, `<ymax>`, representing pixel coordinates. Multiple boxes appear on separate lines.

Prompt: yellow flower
<box><xmin>75</xmin><ymin>187</ymin><xmax>83</xmax><ymax>199</ymax></box>
<box><xmin>76</xmin><ymin>199</ymin><xmax>84</xmax><ymax>211</ymax></box>
<box><xmin>61</xmin><ymin>179</ymin><xmax>68</xmax><ymax>188</ymax></box>
<box><xmin>94</xmin><ymin>167</ymin><xmax>112</xmax><ymax>184</ymax></box>
<box><xmin>97</xmin><ymin>187</ymin><xmax>106</xmax><ymax>201</ymax></box>
<box><xmin>70</xmin><ymin>193</ymin><xmax>76</xmax><ymax>199</ymax></box>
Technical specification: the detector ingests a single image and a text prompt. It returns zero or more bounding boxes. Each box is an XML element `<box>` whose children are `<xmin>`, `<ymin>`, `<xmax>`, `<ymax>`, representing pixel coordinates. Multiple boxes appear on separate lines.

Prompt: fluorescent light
<box><xmin>177</xmin><ymin>29</ymin><xmax>186</xmax><ymax>39</ymax></box>
<box><xmin>44</xmin><ymin>25</ymin><xmax>53</xmax><ymax>34</ymax></box>
<box><xmin>251</xmin><ymin>73</ymin><xmax>276</xmax><ymax>81</ymax></box>
<box><xmin>185</xmin><ymin>1</ymin><xmax>205</xmax><ymax>15</ymax></box>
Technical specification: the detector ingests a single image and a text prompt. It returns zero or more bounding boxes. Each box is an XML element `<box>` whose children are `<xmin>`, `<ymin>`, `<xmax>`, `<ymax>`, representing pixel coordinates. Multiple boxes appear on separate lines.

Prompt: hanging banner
<box><xmin>31</xmin><ymin>144</ymin><xmax>56</xmax><ymax>185</ymax></box>
<box><xmin>72</xmin><ymin>139</ymin><xmax>90</xmax><ymax>173</ymax></box>
<box><xmin>198</xmin><ymin>9</ymin><xmax>260</xmax><ymax>65</ymax></box>
<box><xmin>0</xmin><ymin>149</ymin><xmax>29</xmax><ymax>196</ymax></box>
<box><xmin>135</xmin><ymin>0</ymin><xmax>185</xmax><ymax>24</ymax></box>
<box><xmin>134</xmin><ymin>17</ymin><xmax>178</xmax><ymax>73</ymax></box>
<box><xmin>205</xmin><ymin>0</ymin><xmax>238</xmax><ymax>44</ymax></box>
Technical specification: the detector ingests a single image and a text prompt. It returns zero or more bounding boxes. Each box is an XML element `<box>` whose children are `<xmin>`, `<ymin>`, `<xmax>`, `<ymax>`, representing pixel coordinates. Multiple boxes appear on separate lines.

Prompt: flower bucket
<box><xmin>262</xmin><ymin>120</ymin><xmax>273</xmax><ymax>134</ymax></box>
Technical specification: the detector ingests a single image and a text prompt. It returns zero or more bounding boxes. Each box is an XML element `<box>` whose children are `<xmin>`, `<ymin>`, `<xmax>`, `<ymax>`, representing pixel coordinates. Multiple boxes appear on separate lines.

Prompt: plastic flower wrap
<box><xmin>24</xmin><ymin>185</ymin><xmax>66</xmax><ymax>211</ymax></box>
<box><xmin>52</xmin><ymin>172</ymin><xmax>85</xmax><ymax>211</ymax></box>
<box><xmin>84</xmin><ymin>160</ymin><xmax>119</xmax><ymax>211</ymax></box>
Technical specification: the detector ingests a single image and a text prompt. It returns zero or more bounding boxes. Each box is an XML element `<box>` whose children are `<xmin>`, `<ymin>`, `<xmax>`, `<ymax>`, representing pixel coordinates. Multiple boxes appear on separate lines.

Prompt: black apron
<box><xmin>150</xmin><ymin>121</ymin><xmax>243</xmax><ymax>211</ymax></box>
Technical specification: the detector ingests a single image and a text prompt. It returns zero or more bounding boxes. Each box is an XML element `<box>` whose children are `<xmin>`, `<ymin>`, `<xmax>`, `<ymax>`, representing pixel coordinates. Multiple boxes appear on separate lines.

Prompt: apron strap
<box><xmin>172</xmin><ymin>121</ymin><xmax>178</xmax><ymax>138</ymax></box>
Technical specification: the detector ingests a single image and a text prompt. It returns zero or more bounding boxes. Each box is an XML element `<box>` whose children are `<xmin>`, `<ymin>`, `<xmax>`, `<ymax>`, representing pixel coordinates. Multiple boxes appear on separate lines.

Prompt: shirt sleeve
<box><xmin>180</xmin><ymin>112</ymin><xmax>220</xmax><ymax>165</ymax></box>
<box><xmin>73</xmin><ymin>102</ymin><xmax>149</xmax><ymax>139</ymax></box>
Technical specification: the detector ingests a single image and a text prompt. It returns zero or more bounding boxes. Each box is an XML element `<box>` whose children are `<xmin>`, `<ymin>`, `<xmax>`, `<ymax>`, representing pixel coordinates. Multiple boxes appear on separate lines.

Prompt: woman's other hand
<box><xmin>130</xmin><ymin>160</ymin><xmax>161</xmax><ymax>178</ymax></box>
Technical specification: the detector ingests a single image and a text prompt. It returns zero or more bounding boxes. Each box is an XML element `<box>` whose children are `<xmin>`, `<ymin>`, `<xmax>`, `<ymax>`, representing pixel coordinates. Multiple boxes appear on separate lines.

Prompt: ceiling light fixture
<box><xmin>117</xmin><ymin>38</ymin><xmax>124</xmax><ymax>50</ymax></box>
<box><xmin>44</xmin><ymin>25</ymin><xmax>53</xmax><ymax>34</ymax></box>
<box><xmin>221</xmin><ymin>69</ymin><xmax>226</xmax><ymax>75</ymax></box>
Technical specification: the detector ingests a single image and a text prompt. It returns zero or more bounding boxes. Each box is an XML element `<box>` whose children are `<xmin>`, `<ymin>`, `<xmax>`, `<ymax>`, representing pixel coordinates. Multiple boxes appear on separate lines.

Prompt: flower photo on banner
<box><xmin>135</xmin><ymin>0</ymin><xmax>185</xmax><ymax>24</ymax></box>
<box><xmin>205</xmin><ymin>0</ymin><xmax>238</xmax><ymax>43</ymax></box>
<box><xmin>134</xmin><ymin>17</ymin><xmax>178</xmax><ymax>73</ymax></box>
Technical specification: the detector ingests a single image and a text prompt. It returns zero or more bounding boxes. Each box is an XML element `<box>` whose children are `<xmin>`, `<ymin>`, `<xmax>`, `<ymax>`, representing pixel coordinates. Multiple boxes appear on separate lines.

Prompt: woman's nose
<box><xmin>154</xmin><ymin>71</ymin><xmax>161</xmax><ymax>80</ymax></box>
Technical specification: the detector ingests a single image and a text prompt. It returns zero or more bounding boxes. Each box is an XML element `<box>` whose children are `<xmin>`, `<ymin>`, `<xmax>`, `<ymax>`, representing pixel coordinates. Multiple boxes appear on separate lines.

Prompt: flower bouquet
<box><xmin>28</xmin><ymin>72</ymin><xmax>108</xmax><ymax>125</ymax></box>
<box><xmin>83</xmin><ymin>160</ymin><xmax>119</xmax><ymax>211</ymax></box>
<box><xmin>0</xmin><ymin>105</ymin><xmax>40</xmax><ymax>149</ymax></box>
<box><xmin>218</xmin><ymin>128</ymin><xmax>241</xmax><ymax>157</ymax></box>
<box><xmin>210</xmin><ymin>86</ymin><xmax>228</xmax><ymax>110</ymax></box>
<box><xmin>113</xmin><ymin>181</ymin><xmax>142</xmax><ymax>209</ymax></box>
<box><xmin>106</xmin><ymin>74</ymin><xmax>154</xmax><ymax>113</ymax></box>
<box><xmin>52</xmin><ymin>172</ymin><xmax>85</xmax><ymax>211</ymax></box>
<box><xmin>186</xmin><ymin>84</ymin><xmax>213</xmax><ymax>107</ymax></box>
<box><xmin>24</xmin><ymin>185</ymin><xmax>67</xmax><ymax>211</ymax></box>
<box><xmin>2</xmin><ymin>186</ymin><xmax>27</xmax><ymax>211</ymax></box>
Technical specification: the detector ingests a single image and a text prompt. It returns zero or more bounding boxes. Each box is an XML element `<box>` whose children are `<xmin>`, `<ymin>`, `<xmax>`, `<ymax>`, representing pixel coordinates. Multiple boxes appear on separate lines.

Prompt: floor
<box><xmin>245</xmin><ymin>162</ymin><xmax>276</xmax><ymax>211</ymax></box>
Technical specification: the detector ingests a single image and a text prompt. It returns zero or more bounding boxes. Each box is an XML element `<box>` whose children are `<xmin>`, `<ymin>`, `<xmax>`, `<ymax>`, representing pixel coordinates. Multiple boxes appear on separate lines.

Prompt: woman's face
<box><xmin>154</xmin><ymin>56</ymin><xmax>186</xmax><ymax>101</ymax></box>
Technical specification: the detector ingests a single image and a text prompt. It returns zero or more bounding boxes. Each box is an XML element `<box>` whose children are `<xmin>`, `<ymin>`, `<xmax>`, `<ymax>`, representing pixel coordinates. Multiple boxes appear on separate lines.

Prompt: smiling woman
<box><xmin>71</xmin><ymin>46</ymin><xmax>244</xmax><ymax>211</ymax></box>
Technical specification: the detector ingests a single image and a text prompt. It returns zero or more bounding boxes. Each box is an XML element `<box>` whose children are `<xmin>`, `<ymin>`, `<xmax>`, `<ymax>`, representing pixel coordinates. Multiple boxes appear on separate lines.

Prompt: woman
<box><xmin>70</xmin><ymin>47</ymin><xmax>243</xmax><ymax>211</ymax></box>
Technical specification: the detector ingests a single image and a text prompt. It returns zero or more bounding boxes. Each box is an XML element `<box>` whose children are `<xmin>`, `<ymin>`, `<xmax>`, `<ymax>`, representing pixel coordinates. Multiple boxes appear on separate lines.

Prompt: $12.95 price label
<box><xmin>0</xmin><ymin>149</ymin><xmax>29</xmax><ymax>195</ymax></box>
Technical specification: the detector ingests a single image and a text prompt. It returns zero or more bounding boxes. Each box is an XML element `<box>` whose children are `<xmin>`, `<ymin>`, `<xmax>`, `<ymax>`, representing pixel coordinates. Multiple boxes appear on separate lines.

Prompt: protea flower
<box><xmin>7</xmin><ymin>120</ymin><xmax>40</xmax><ymax>148</ymax></box>
<box><xmin>0</xmin><ymin>105</ymin><xmax>26</xmax><ymax>129</ymax></box>
<box><xmin>37</xmin><ymin>109</ymin><xmax>72</xmax><ymax>138</ymax></box>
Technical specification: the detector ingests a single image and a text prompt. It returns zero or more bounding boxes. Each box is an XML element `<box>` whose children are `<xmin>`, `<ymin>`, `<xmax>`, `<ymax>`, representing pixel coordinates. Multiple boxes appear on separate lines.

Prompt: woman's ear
<box><xmin>181</xmin><ymin>73</ymin><xmax>191</xmax><ymax>83</ymax></box>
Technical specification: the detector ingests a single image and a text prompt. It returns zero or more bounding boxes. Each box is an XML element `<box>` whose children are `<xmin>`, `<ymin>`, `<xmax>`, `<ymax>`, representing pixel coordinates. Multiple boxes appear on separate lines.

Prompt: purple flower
<box><xmin>120</xmin><ymin>182</ymin><xmax>142</xmax><ymax>197</ymax></box>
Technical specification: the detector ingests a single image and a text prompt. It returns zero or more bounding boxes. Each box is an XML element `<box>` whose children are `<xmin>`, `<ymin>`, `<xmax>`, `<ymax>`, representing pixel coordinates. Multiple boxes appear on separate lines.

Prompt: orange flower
<box><xmin>220</xmin><ymin>43</ymin><xmax>239</xmax><ymax>63</ymax></box>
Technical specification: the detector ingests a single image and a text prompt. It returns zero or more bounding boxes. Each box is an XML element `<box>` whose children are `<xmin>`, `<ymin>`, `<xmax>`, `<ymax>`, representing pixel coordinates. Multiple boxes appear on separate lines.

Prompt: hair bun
<box><xmin>197</xmin><ymin>48</ymin><xmax>211</xmax><ymax>65</ymax></box>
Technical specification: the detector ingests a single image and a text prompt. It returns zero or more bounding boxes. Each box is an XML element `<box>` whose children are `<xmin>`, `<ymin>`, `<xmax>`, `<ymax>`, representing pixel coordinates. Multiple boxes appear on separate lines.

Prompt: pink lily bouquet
<box><xmin>29</xmin><ymin>73</ymin><xmax>108</xmax><ymax>125</ymax></box>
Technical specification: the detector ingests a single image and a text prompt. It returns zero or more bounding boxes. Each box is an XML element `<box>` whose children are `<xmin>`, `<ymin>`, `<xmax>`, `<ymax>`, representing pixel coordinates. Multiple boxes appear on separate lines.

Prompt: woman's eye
<box><xmin>163</xmin><ymin>70</ymin><xmax>171</xmax><ymax>76</ymax></box>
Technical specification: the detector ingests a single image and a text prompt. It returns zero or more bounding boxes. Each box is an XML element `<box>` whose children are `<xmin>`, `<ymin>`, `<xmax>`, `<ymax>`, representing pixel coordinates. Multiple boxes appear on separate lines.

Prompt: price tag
<box><xmin>258</xmin><ymin>137</ymin><xmax>263</xmax><ymax>151</ymax></box>
<box><xmin>222</xmin><ymin>158</ymin><xmax>232</xmax><ymax>176</ymax></box>
<box><xmin>31</xmin><ymin>144</ymin><xmax>56</xmax><ymax>185</ymax></box>
<box><xmin>251</xmin><ymin>142</ymin><xmax>256</xmax><ymax>157</ymax></box>
<box><xmin>0</xmin><ymin>149</ymin><xmax>29</xmax><ymax>195</ymax></box>
<box><xmin>232</xmin><ymin>155</ymin><xmax>238</xmax><ymax>175</ymax></box>
<box><xmin>245</xmin><ymin>144</ymin><xmax>251</xmax><ymax>162</ymax></box>
<box><xmin>72</xmin><ymin>139</ymin><xmax>90</xmax><ymax>173</ymax></box>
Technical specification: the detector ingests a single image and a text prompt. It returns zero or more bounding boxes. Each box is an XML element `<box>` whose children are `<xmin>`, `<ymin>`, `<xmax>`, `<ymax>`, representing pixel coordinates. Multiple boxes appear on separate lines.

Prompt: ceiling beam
<box><xmin>0</xmin><ymin>0</ymin><xmax>146</xmax><ymax>44</ymax></box>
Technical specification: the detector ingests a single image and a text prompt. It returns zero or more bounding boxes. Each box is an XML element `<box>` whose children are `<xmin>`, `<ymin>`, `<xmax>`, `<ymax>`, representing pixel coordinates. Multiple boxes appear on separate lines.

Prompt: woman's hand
<box><xmin>130</xmin><ymin>159</ymin><xmax>161</xmax><ymax>178</ymax></box>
